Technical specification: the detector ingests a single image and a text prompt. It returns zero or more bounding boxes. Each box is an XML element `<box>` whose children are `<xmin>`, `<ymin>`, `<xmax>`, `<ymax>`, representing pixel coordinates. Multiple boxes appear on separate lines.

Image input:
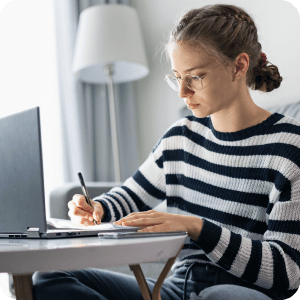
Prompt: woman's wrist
<box><xmin>185</xmin><ymin>216</ymin><xmax>204</xmax><ymax>241</ymax></box>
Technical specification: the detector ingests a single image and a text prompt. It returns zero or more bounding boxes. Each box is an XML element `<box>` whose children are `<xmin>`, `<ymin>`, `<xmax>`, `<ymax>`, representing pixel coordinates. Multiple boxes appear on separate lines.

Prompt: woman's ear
<box><xmin>235</xmin><ymin>53</ymin><xmax>249</xmax><ymax>76</ymax></box>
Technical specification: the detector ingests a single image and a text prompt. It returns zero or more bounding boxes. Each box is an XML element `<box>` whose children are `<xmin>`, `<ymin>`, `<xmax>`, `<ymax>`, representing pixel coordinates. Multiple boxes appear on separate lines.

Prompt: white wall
<box><xmin>132</xmin><ymin>0</ymin><xmax>300</xmax><ymax>165</ymax></box>
<box><xmin>0</xmin><ymin>0</ymin><xmax>63</xmax><ymax>218</ymax></box>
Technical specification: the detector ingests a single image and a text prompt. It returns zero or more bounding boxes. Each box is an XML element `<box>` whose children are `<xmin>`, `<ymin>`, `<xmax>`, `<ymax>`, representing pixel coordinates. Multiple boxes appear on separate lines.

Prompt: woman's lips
<box><xmin>187</xmin><ymin>104</ymin><xmax>200</xmax><ymax>109</ymax></box>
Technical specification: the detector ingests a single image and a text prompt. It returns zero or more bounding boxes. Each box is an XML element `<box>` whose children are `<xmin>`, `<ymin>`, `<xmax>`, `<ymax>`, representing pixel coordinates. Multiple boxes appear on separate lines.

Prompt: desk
<box><xmin>0</xmin><ymin>234</ymin><xmax>186</xmax><ymax>300</ymax></box>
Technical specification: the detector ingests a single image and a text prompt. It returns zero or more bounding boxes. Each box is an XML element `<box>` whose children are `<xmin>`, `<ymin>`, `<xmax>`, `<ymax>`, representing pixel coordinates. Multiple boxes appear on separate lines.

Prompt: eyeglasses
<box><xmin>164</xmin><ymin>73</ymin><xmax>206</xmax><ymax>92</ymax></box>
<box><xmin>164</xmin><ymin>61</ymin><xmax>228</xmax><ymax>92</ymax></box>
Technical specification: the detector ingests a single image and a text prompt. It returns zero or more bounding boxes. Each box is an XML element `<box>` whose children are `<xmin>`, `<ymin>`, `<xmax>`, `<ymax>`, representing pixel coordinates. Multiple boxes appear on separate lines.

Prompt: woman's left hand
<box><xmin>113</xmin><ymin>210</ymin><xmax>203</xmax><ymax>240</ymax></box>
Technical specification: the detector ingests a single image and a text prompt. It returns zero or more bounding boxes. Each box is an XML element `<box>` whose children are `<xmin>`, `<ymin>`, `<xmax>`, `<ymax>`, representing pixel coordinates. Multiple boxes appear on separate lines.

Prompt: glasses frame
<box><xmin>164</xmin><ymin>61</ymin><xmax>229</xmax><ymax>92</ymax></box>
<box><xmin>164</xmin><ymin>73</ymin><xmax>206</xmax><ymax>92</ymax></box>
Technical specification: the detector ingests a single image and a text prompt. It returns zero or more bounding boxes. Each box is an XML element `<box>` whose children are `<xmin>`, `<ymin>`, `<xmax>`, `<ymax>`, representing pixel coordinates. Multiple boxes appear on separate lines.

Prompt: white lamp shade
<box><xmin>72</xmin><ymin>4</ymin><xmax>149</xmax><ymax>84</ymax></box>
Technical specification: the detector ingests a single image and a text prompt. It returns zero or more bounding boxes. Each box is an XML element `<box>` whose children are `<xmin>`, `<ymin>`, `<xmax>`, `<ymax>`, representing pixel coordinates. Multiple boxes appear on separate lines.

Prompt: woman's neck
<box><xmin>210</xmin><ymin>95</ymin><xmax>272</xmax><ymax>133</ymax></box>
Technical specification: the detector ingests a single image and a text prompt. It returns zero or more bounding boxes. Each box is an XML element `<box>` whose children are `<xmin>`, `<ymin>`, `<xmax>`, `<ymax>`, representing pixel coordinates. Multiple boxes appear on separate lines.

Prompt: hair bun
<box><xmin>253</xmin><ymin>63</ymin><xmax>283</xmax><ymax>92</ymax></box>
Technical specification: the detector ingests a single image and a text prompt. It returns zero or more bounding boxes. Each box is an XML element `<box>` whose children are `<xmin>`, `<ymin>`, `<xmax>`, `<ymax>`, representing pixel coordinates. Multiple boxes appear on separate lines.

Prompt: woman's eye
<box><xmin>190</xmin><ymin>74</ymin><xmax>204</xmax><ymax>80</ymax></box>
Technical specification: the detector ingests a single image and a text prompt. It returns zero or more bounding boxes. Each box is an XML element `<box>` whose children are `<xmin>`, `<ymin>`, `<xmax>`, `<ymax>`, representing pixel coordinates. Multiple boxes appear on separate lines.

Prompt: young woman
<box><xmin>33</xmin><ymin>4</ymin><xmax>300</xmax><ymax>300</ymax></box>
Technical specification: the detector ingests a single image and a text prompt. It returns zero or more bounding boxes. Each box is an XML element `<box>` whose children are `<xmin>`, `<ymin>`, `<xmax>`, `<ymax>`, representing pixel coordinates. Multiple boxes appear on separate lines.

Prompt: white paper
<box><xmin>47</xmin><ymin>217</ymin><xmax>141</xmax><ymax>231</ymax></box>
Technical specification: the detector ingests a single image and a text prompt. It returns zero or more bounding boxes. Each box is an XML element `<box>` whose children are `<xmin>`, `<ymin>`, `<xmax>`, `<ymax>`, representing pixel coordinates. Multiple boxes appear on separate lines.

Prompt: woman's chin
<box><xmin>192</xmin><ymin>109</ymin><xmax>202</xmax><ymax>118</ymax></box>
<box><xmin>192</xmin><ymin>110</ymin><xmax>204</xmax><ymax>118</ymax></box>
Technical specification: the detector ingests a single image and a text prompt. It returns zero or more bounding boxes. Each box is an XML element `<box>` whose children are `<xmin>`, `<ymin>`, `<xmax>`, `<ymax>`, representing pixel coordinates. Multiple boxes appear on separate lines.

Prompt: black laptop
<box><xmin>0</xmin><ymin>107</ymin><xmax>140</xmax><ymax>239</ymax></box>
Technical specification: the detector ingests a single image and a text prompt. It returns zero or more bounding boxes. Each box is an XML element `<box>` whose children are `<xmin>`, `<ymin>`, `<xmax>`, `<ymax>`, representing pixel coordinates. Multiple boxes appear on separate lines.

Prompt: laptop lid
<box><xmin>0</xmin><ymin>107</ymin><xmax>47</xmax><ymax>234</ymax></box>
<box><xmin>0</xmin><ymin>107</ymin><xmax>142</xmax><ymax>239</ymax></box>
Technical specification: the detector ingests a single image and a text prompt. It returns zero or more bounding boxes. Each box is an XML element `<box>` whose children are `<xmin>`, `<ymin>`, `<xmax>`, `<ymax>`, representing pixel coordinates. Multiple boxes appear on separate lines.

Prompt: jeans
<box><xmin>32</xmin><ymin>263</ymin><xmax>279</xmax><ymax>300</ymax></box>
<box><xmin>184</xmin><ymin>263</ymin><xmax>282</xmax><ymax>300</ymax></box>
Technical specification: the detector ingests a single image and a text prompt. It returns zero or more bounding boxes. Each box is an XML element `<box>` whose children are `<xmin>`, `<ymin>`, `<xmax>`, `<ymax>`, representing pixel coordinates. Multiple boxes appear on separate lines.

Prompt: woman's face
<box><xmin>169</xmin><ymin>42</ymin><xmax>239</xmax><ymax>118</ymax></box>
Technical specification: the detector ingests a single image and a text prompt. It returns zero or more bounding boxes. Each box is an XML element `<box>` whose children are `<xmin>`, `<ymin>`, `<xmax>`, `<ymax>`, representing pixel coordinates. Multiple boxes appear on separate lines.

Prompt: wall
<box><xmin>0</xmin><ymin>0</ymin><xmax>62</xmax><ymax>217</ymax></box>
<box><xmin>131</xmin><ymin>0</ymin><xmax>300</xmax><ymax>165</ymax></box>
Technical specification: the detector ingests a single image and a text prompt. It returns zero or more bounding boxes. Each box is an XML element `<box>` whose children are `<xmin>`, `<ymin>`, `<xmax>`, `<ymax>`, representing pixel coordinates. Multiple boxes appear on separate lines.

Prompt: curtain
<box><xmin>53</xmin><ymin>0</ymin><xmax>139</xmax><ymax>183</ymax></box>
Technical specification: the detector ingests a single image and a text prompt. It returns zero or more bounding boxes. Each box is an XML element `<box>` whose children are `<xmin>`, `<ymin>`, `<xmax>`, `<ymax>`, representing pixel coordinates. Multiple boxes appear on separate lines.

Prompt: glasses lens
<box><xmin>166</xmin><ymin>75</ymin><xmax>179</xmax><ymax>91</ymax></box>
<box><xmin>185</xmin><ymin>75</ymin><xmax>203</xmax><ymax>91</ymax></box>
<box><xmin>165</xmin><ymin>75</ymin><xmax>203</xmax><ymax>91</ymax></box>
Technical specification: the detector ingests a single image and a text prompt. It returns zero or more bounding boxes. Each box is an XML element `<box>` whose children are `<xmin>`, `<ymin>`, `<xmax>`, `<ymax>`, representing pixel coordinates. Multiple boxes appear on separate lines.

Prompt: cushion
<box><xmin>267</xmin><ymin>101</ymin><xmax>300</xmax><ymax>122</ymax></box>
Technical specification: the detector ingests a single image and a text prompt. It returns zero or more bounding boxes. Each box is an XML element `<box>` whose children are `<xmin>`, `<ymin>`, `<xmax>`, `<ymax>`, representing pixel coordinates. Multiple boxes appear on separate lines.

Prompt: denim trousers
<box><xmin>32</xmin><ymin>263</ymin><xmax>281</xmax><ymax>300</ymax></box>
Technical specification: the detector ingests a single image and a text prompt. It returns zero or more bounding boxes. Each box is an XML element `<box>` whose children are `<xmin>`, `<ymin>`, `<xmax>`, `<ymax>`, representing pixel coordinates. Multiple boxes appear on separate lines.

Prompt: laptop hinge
<box><xmin>26</xmin><ymin>227</ymin><xmax>41</xmax><ymax>238</ymax></box>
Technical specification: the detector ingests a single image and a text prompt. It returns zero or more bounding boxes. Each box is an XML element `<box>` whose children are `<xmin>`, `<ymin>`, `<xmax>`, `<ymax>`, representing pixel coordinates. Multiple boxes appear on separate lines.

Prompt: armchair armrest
<box><xmin>49</xmin><ymin>181</ymin><xmax>123</xmax><ymax>219</ymax></box>
<box><xmin>49</xmin><ymin>182</ymin><xmax>167</xmax><ymax>219</ymax></box>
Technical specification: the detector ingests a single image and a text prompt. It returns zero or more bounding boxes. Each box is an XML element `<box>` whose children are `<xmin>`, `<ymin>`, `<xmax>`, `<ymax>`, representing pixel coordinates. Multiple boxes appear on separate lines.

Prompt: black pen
<box><xmin>78</xmin><ymin>172</ymin><xmax>97</xmax><ymax>225</ymax></box>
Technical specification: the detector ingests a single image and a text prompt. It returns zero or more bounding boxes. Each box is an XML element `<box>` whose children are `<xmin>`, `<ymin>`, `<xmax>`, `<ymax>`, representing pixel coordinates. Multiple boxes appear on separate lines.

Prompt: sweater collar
<box><xmin>206</xmin><ymin>112</ymin><xmax>284</xmax><ymax>141</ymax></box>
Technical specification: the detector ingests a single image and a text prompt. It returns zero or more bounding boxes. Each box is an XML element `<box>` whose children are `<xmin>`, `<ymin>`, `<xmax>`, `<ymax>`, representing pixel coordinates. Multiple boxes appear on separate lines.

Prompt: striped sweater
<box><xmin>93</xmin><ymin>112</ymin><xmax>300</xmax><ymax>298</ymax></box>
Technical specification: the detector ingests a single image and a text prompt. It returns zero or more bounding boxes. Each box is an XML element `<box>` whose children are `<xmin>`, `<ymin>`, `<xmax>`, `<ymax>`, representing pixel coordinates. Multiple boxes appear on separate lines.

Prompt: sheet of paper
<box><xmin>47</xmin><ymin>217</ymin><xmax>141</xmax><ymax>231</ymax></box>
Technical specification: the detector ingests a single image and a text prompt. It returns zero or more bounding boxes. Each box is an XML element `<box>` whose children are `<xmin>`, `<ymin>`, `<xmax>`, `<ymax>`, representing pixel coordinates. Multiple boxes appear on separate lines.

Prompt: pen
<box><xmin>78</xmin><ymin>172</ymin><xmax>97</xmax><ymax>225</ymax></box>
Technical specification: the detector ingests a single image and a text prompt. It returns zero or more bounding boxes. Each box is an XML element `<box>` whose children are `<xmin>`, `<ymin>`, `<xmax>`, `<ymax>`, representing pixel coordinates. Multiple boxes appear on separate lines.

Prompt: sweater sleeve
<box><xmin>193</xmin><ymin>171</ymin><xmax>300</xmax><ymax>297</ymax></box>
<box><xmin>92</xmin><ymin>136</ymin><xmax>166</xmax><ymax>223</ymax></box>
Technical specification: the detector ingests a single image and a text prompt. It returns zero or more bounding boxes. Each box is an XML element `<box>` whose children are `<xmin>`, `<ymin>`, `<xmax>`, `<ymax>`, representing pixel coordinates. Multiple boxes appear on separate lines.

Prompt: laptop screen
<box><xmin>0</xmin><ymin>107</ymin><xmax>47</xmax><ymax>234</ymax></box>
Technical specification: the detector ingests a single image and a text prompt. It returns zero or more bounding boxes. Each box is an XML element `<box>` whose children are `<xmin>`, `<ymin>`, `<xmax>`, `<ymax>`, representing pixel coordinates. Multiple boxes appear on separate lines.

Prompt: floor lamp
<box><xmin>72</xmin><ymin>4</ymin><xmax>149</xmax><ymax>182</ymax></box>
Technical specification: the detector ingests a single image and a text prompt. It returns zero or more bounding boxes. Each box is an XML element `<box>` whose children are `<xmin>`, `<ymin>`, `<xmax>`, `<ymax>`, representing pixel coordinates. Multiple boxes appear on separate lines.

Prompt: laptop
<box><xmin>0</xmin><ymin>107</ymin><xmax>140</xmax><ymax>239</ymax></box>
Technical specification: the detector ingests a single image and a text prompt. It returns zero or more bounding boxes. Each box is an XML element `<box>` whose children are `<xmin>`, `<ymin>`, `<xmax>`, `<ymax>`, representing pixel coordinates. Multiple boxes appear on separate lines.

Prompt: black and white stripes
<box><xmin>94</xmin><ymin>112</ymin><xmax>300</xmax><ymax>298</ymax></box>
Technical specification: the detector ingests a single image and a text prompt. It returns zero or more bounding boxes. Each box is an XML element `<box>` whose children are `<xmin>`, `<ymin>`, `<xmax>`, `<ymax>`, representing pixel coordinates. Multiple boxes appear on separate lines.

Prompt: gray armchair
<box><xmin>48</xmin><ymin>182</ymin><xmax>172</xmax><ymax>279</ymax></box>
<box><xmin>49</xmin><ymin>181</ymin><xmax>123</xmax><ymax>220</ymax></box>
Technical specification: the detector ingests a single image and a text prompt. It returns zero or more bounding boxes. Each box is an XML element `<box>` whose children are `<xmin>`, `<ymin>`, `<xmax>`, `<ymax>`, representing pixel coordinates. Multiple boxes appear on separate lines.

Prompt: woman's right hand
<box><xmin>67</xmin><ymin>194</ymin><xmax>104</xmax><ymax>226</ymax></box>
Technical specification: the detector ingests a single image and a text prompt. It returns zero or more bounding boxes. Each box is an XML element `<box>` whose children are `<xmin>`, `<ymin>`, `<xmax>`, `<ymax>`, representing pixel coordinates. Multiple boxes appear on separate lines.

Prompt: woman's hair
<box><xmin>164</xmin><ymin>4</ymin><xmax>283</xmax><ymax>92</ymax></box>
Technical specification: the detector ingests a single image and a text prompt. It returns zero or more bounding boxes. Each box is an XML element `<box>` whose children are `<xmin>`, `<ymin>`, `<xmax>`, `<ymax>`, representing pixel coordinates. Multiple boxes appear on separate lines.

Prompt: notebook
<box><xmin>0</xmin><ymin>107</ymin><xmax>141</xmax><ymax>239</ymax></box>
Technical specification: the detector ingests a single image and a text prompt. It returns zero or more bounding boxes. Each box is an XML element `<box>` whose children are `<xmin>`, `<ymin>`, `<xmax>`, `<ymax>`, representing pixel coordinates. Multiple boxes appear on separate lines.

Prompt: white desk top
<box><xmin>0</xmin><ymin>235</ymin><xmax>187</xmax><ymax>275</ymax></box>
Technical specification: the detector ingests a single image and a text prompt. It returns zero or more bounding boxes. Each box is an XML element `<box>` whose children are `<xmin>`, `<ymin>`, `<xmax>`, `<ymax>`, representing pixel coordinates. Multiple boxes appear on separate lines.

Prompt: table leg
<box><xmin>129</xmin><ymin>264</ymin><xmax>152</xmax><ymax>300</ymax></box>
<box><xmin>12</xmin><ymin>273</ymin><xmax>33</xmax><ymax>300</ymax></box>
<box><xmin>130</xmin><ymin>242</ymin><xmax>185</xmax><ymax>300</ymax></box>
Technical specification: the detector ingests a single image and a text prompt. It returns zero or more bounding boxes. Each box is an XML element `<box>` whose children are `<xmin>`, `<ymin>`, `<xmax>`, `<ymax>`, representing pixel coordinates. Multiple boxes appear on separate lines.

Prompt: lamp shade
<box><xmin>72</xmin><ymin>4</ymin><xmax>149</xmax><ymax>84</ymax></box>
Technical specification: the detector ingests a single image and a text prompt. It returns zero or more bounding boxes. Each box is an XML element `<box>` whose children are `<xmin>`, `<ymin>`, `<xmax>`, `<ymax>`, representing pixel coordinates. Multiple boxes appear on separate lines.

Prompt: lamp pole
<box><xmin>103</xmin><ymin>63</ymin><xmax>121</xmax><ymax>182</ymax></box>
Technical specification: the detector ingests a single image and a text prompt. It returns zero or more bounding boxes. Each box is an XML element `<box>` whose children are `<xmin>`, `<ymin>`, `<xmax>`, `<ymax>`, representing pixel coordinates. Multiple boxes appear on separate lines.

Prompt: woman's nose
<box><xmin>178</xmin><ymin>81</ymin><xmax>194</xmax><ymax>98</ymax></box>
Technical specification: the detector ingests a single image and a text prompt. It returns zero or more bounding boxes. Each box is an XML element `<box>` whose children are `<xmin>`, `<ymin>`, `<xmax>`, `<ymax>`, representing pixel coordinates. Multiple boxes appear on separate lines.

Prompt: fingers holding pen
<box><xmin>68</xmin><ymin>198</ymin><xmax>94</xmax><ymax>222</ymax></box>
<box><xmin>68</xmin><ymin>195</ymin><xmax>104</xmax><ymax>226</ymax></box>
<box><xmin>72</xmin><ymin>194</ymin><xmax>94</xmax><ymax>213</ymax></box>
<box><xmin>69</xmin><ymin>214</ymin><xmax>99</xmax><ymax>226</ymax></box>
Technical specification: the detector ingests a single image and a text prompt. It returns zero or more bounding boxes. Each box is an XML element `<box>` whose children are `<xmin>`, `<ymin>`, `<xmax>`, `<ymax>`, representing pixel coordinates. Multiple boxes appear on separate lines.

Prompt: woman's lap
<box><xmin>193</xmin><ymin>284</ymin><xmax>274</xmax><ymax>300</ymax></box>
<box><xmin>32</xmin><ymin>267</ymin><xmax>192</xmax><ymax>300</ymax></box>
<box><xmin>175</xmin><ymin>263</ymin><xmax>275</xmax><ymax>300</ymax></box>
<box><xmin>32</xmin><ymin>264</ymin><xmax>275</xmax><ymax>300</ymax></box>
